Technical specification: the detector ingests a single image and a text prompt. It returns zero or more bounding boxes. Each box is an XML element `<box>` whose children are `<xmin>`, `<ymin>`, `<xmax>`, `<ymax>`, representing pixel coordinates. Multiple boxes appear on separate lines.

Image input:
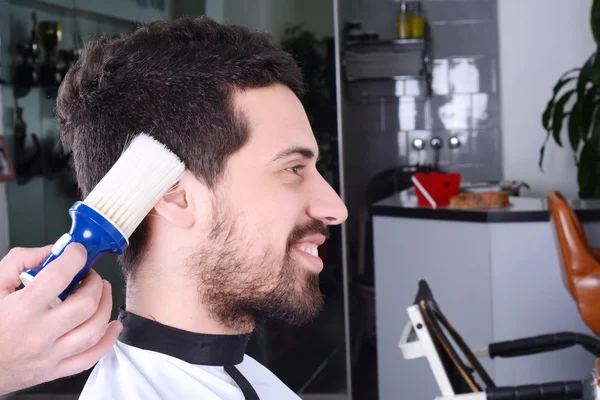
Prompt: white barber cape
<box><xmin>79</xmin><ymin>307</ymin><xmax>300</xmax><ymax>400</ymax></box>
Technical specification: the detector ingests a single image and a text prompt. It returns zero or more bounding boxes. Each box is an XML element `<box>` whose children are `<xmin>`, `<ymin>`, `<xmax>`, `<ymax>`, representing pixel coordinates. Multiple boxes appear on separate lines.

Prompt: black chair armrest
<box><xmin>489</xmin><ymin>332</ymin><xmax>600</xmax><ymax>359</ymax></box>
<box><xmin>486</xmin><ymin>381</ymin><xmax>582</xmax><ymax>400</ymax></box>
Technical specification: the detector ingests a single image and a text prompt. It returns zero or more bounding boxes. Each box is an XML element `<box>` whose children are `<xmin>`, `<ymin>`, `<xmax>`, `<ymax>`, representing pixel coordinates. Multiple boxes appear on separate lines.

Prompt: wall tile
<box><xmin>473</xmin><ymin>56</ymin><xmax>497</xmax><ymax>93</ymax></box>
<box><xmin>453</xmin><ymin>163</ymin><xmax>502</xmax><ymax>182</ymax></box>
<box><xmin>471</xmin><ymin>93</ymin><xmax>489</xmax><ymax>127</ymax></box>
<box><xmin>432</xmin><ymin>59</ymin><xmax>450</xmax><ymax>95</ymax></box>
<box><xmin>346</xmin><ymin>80</ymin><xmax>398</xmax><ymax>104</ymax></box>
<box><xmin>423</xmin><ymin>0</ymin><xmax>496</xmax><ymax>23</ymax></box>
<box><xmin>449</xmin><ymin>58</ymin><xmax>480</xmax><ymax>93</ymax></box>
<box><xmin>394</xmin><ymin>97</ymin><xmax>427</xmax><ymax>131</ymax></box>
<box><xmin>363</xmin><ymin>132</ymin><xmax>403</xmax><ymax>178</ymax></box>
<box><xmin>482</xmin><ymin>93</ymin><xmax>501</xmax><ymax>127</ymax></box>
<box><xmin>397</xmin><ymin>131</ymin><xmax>409</xmax><ymax>159</ymax></box>
<box><xmin>430</xmin><ymin>21</ymin><xmax>498</xmax><ymax>58</ymax></box>
<box><xmin>431</xmin><ymin>94</ymin><xmax>472</xmax><ymax>130</ymax></box>
<box><xmin>394</xmin><ymin>80</ymin><xmax>404</xmax><ymax>97</ymax></box>
<box><xmin>403</xmin><ymin>78</ymin><xmax>428</xmax><ymax>97</ymax></box>
<box><xmin>470</xmin><ymin>128</ymin><xmax>501</xmax><ymax>163</ymax></box>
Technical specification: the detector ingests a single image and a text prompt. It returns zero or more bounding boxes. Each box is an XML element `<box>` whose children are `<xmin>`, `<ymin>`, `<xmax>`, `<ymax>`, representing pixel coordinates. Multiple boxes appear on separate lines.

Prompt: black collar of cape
<box><xmin>116</xmin><ymin>305</ymin><xmax>251</xmax><ymax>366</ymax></box>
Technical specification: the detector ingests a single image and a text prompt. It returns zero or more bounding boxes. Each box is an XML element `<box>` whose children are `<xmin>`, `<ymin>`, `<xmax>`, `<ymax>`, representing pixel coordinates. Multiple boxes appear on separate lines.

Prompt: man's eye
<box><xmin>286</xmin><ymin>165</ymin><xmax>304</xmax><ymax>176</ymax></box>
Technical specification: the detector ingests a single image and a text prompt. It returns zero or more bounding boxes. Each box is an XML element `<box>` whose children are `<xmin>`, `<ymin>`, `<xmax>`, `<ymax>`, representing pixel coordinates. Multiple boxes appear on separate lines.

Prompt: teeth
<box><xmin>299</xmin><ymin>246</ymin><xmax>319</xmax><ymax>257</ymax></box>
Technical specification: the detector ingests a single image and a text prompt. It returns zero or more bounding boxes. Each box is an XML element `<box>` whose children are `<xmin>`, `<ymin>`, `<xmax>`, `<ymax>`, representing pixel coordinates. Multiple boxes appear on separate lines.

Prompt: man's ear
<box><xmin>152</xmin><ymin>170</ymin><xmax>197</xmax><ymax>229</ymax></box>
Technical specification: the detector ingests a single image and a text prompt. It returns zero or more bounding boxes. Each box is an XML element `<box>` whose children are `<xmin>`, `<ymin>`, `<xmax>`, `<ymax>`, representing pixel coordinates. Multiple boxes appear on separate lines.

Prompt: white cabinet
<box><xmin>372</xmin><ymin>196</ymin><xmax>600</xmax><ymax>399</ymax></box>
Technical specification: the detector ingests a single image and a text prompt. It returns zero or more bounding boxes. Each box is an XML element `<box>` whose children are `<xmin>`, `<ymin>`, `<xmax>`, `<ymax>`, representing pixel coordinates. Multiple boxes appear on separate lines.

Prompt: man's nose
<box><xmin>306</xmin><ymin>175</ymin><xmax>348</xmax><ymax>225</ymax></box>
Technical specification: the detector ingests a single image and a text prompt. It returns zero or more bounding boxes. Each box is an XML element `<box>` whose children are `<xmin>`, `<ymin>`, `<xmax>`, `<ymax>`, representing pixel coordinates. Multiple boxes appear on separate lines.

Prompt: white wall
<box><xmin>498</xmin><ymin>0</ymin><xmax>596</xmax><ymax>198</ymax></box>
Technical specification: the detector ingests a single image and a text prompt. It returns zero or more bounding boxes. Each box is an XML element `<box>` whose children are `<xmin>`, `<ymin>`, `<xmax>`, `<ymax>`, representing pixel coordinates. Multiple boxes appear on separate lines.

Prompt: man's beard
<box><xmin>188</xmin><ymin>202</ymin><xmax>329</xmax><ymax>332</ymax></box>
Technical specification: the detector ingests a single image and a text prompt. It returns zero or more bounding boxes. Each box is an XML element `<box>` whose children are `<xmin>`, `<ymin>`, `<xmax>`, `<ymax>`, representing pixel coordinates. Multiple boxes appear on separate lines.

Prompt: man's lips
<box><xmin>291</xmin><ymin>235</ymin><xmax>326</xmax><ymax>272</ymax></box>
<box><xmin>296</xmin><ymin>235</ymin><xmax>326</xmax><ymax>246</ymax></box>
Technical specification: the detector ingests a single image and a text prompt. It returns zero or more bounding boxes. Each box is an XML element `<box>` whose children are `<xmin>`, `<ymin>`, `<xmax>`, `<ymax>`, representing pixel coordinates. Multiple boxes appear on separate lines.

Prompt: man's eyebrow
<box><xmin>271</xmin><ymin>146</ymin><xmax>320</xmax><ymax>162</ymax></box>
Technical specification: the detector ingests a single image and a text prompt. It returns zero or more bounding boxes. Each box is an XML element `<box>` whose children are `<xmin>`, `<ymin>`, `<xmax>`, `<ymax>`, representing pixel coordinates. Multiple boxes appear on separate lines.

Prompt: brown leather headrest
<box><xmin>547</xmin><ymin>190</ymin><xmax>600</xmax><ymax>335</ymax></box>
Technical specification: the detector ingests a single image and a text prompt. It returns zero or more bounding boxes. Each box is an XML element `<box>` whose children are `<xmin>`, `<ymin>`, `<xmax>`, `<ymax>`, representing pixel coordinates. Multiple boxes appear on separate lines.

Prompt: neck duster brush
<box><xmin>20</xmin><ymin>133</ymin><xmax>185</xmax><ymax>307</ymax></box>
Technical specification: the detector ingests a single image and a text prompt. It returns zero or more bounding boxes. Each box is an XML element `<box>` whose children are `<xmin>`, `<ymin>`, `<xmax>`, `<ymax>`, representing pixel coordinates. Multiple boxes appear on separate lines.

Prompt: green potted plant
<box><xmin>541</xmin><ymin>0</ymin><xmax>600</xmax><ymax>198</ymax></box>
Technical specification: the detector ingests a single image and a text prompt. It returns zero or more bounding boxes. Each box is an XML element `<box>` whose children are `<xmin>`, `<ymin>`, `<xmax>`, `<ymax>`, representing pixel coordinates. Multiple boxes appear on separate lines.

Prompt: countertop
<box><xmin>371</xmin><ymin>194</ymin><xmax>600</xmax><ymax>223</ymax></box>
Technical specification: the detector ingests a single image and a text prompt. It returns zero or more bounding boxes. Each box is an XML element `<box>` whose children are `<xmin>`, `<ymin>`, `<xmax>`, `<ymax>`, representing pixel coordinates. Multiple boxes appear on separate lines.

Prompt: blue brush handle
<box><xmin>20</xmin><ymin>201</ymin><xmax>128</xmax><ymax>305</ymax></box>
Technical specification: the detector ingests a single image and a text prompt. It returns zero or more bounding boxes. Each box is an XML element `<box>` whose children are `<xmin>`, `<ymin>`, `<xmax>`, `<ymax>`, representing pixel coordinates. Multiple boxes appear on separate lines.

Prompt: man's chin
<box><xmin>264</xmin><ymin>284</ymin><xmax>324</xmax><ymax>326</ymax></box>
<box><xmin>285</xmin><ymin>288</ymin><xmax>324</xmax><ymax>325</ymax></box>
<box><xmin>275</xmin><ymin>301</ymin><xmax>323</xmax><ymax>326</ymax></box>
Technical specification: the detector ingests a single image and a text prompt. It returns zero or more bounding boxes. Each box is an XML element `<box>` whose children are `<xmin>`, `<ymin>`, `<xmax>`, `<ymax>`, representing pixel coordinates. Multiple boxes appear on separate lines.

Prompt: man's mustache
<box><xmin>286</xmin><ymin>219</ymin><xmax>329</xmax><ymax>251</ymax></box>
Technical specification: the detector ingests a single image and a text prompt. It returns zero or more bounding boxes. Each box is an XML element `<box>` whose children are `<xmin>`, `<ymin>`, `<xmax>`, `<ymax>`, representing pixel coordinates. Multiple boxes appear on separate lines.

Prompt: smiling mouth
<box><xmin>291</xmin><ymin>237</ymin><xmax>325</xmax><ymax>273</ymax></box>
<box><xmin>297</xmin><ymin>244</ymin><xmax>318</xmax><ymax>258</ymax></box>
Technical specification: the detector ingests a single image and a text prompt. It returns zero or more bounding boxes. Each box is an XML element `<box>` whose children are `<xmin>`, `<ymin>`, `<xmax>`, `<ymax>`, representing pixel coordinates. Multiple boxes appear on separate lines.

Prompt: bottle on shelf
<box><xmin>396</xmin><ymin>1</ymin><xmax>412</xmax><ymax>39</ymax></box>
<box><xmin>410</xmin><ymin>2</ymin><xmax>426</xmax><ymax>39</ymax></box>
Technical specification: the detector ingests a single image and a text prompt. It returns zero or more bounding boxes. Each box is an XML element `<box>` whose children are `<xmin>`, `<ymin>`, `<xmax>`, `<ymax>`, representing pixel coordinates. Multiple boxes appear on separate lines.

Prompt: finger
<box><xmin>24</xmin><ymin>243</ymin><xmax>88</xmax><ymax>308</ymax></box>
<box><xmin>53</xmin><ymin>320</ymin><xmax>122</xmax><ymax>380</ymax></box>
<box><xmin>0</xmin><ymin>246</ymin><xmax>52</xmax><ymax>299</ymax></box>
<box><xmin>45</xmin><ymin>269</ymin><xmax>104</xmax><ymax>339</ymax></box>
<box><xmin>52</xmin><ymin>280</ymin><xmax>114</xmax><ymax>359</ymax></box>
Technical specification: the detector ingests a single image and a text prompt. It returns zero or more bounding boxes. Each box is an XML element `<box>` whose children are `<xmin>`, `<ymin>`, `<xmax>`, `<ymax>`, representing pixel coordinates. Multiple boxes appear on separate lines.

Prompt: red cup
<box><xmin>412</xmin><ymin>172</ymin><xmax>461</xmax><ymax>207</ymax></box>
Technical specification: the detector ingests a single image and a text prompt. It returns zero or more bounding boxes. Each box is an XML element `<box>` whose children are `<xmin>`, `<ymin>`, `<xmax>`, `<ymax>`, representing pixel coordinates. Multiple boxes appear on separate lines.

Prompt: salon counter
<box><xmin>371</xmin><ymin>194</ymin><xmax>600</xmax><ymax>399</ymax></box>
<box><xmin>371</xmin><ymin>194</ymin><xmax>600</xmax><ymax>223</ymax></box>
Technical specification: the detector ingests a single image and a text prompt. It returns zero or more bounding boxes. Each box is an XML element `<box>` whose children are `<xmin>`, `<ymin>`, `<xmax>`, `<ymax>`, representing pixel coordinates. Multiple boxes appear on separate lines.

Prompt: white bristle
<box><xmin>83</xmin><ymin>133</ymin><xmax>185</xmax><ymax>239</ymax></box>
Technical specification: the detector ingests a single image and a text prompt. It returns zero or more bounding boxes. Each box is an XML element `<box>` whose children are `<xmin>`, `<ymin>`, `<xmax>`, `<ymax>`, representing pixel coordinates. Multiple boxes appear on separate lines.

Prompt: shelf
<box><xmin>343</xmin><ymin>49</ymin><xmax>427</xmax><ymax>82</ymax></box>
<box><xmin>346</xmin><ymin>74</ymin><xmax>425</xmax><ymax>82</ymax></box>
<box><xmin>342</xmin><ymin>36</ymin><xmax>432</xmax><ymax>97</ymax></box>
<box><xmin>345</xmin><ymin>38</ymin><xmax>426</xmax><ymax>50</ymax></box>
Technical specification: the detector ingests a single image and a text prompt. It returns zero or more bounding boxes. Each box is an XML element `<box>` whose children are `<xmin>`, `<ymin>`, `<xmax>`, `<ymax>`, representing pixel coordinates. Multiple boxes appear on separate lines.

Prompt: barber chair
<box><xmin>547</xmin><ymin>190</ymin><xmax>600</xmax><ymax>335</ymax></box>
<box><xmin>399</xmin><ymin>280</ymin><xmax>600</xmax><ymax>399</ymax></box>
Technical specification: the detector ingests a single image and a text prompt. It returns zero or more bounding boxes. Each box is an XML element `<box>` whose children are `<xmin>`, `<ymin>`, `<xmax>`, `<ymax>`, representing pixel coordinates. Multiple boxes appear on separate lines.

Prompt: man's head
<box><xmin>57</xmin><ymin>17</ymin><xmax>347</xmax><ymax>330</ymax></box>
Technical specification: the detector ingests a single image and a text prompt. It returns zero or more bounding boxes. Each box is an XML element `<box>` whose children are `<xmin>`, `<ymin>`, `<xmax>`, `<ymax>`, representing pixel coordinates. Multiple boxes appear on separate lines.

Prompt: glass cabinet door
<box><xmin>1</xmin><ymin>0</ymin><xmax>351</xmax><ymax>397</ymax></box>
<box><xmin>206</xmin><ymin>1</ymin><xmax>350</xmax><ymax>397</ymax></box>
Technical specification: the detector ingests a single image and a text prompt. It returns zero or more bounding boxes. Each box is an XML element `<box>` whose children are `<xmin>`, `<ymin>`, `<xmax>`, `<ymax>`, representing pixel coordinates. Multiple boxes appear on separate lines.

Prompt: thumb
<box><xmin>0</xmin><ymin>246</ymin><xmax>52</xmax><ymax>299</ymax></box>
<box><xmin>24</xmin><ymin>243</ymin><xmax>88</xmax><ymax>308</ymax></box>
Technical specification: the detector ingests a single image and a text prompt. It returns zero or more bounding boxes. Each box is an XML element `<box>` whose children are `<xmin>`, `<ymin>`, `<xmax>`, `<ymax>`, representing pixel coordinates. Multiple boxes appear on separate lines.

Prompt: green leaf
<box><xmin>542</xmin><ymin>76</ymin><xmax>578</xmax><ymax>130</ymax></box>
<box><xmin>551</xmin><ymin>89</ymin><xmax>576</xmax><ymax>147</ymax></box>
<box><xmin>558</xmin><ymin>67</ymin><xmax>581</xmax><ymax>84</ymax></box>
<box><xmin>594</xmin><ymin>52</ymin><xmax>600</xmax><ymax>85</ymax></box>
<box><xmin>540</xmin><ymin>84</ymin><xmax>578</xmax><ymax>171</ymax></box>
<box><xmin>592</xmin><ymin>0</ymin><xmax>600</xmax><ymax>45</ymax></box>
<box><xmin>580</xmin><ymin>86</ymin><xmax>597</xmax><ymax>136</ymax></box>
<box><xmin>542</xmin><ymin>68</ymin><xmax>579</xmax><ymax>126</ymax></box>
<box><xmin>577</xmin><ymin>54</ymin><xmax>595</xmax><ymax>101</ymax></box>
<box><xmin>542</xmin><ymin>99</ymin><xmax>555</xmax><ymax>131</ymax></box>
<box><xmin>578</xmin><ymin>138</ymin><xmax>598</xmax><ymax>198</ymax></box>
<box><xmin>591</xmin><ymin>106</ymin><xmax>600</xmax><ymax>149</ymax></box>
<box><xmin>552</xmin><ymin>71</ymin><xmax>579</xmax><ymax>96</ymax></box>
<box><xmin>569</xmin><ymin>104</ymin><xmax>581</xmax><ymax>151</ymax></box>
<box><xmin>539</xmin><ymin>135</ymin><xmax>549</xmax><ymax>172</ymax></box>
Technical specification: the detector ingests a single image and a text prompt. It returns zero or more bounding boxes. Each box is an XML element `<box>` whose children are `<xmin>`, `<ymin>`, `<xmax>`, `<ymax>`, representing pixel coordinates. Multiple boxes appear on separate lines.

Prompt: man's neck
<box><xmin>125</xmin><ymin>268</ymin><xmax>253</xmax><ymax>335</ymax></box>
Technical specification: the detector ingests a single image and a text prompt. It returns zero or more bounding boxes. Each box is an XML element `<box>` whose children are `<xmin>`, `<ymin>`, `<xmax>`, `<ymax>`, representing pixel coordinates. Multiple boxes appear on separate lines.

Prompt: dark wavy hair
<box><xmin>56</xmin><ymin>16</ymin><xmax>305</xmax><ymax>275</ymax></box>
